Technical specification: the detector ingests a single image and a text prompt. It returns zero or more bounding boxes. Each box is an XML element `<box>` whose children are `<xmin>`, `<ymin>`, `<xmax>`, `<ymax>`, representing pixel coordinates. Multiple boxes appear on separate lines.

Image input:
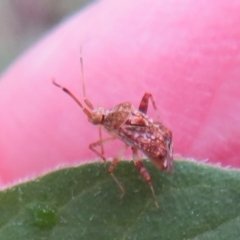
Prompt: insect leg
<box><xmin>89</xmin><ymin>136</ymin><xmax>116</xmax><ymax>162</ymax></box>
<box><xmin>98</xmin><ymin>127</ymin><xmax>104</xmax><ymax>156</ymax></box>
<box><xmin>90</xmin><ymin>138</ymin><xmax>127</xmax><ymax>195</ymax></box>
<box><xmin>132</xmin><ymin>147</ymin><xmax>159</xmax><ymax>208</ymax></box>
<box><xmin>108</xmin><ymin>144</ymin><xmax>128</xmax><ymax>196</ymax></box>
<box><xmin>138</xmin><ymin>93</ymin><xmax>161</xmax><ymax>120</ymax></box>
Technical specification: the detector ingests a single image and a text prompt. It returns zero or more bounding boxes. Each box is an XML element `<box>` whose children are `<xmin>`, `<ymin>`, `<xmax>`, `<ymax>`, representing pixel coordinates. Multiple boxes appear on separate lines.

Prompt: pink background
<box><xmin>0</xmin><ymin>0</ymin><xmax>240</xmax><ymax>187</ymax></box>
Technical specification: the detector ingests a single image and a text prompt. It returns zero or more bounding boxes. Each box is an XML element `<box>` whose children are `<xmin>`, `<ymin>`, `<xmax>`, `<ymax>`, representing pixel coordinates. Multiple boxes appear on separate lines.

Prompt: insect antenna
<box><xmin>80</xmin><ymin>47</ymin><xmax>94</xmax><ymax>110</ymax></box>
<box><xmin>52</xmin><ymin>79</ymin><xmax>92</xmax><ymax>119</ymax></box>
<box><xmin>79</xmin><ymin>48</ymin><xmax>104</xmax><ymax>154</ymax></box>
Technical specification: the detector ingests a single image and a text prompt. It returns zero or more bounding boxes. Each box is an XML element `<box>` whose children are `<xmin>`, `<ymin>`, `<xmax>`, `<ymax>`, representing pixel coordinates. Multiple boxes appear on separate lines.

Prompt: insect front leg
<box><xmin>90</xmin><ymin>138</ymin><xmax>127</xmax><ymax>195</ymax></box>
<box><xmin>108</xmin><ymin>144</ymin><xmax>128</xmax><ymax>196</ymax></box>
<box><xmin>139</xmin><ymin>93</ymin><xmax>161</xmax><ymax>121</ymax></box>
<box><xmin>132</xmin><ymin>147</ymin><xmax>159</xmax><ymax>208</ymax></box>
<box><xmin>89</xmin><ymin>136</ymin><xmax>116</xmax><ymax>163</ymax></box>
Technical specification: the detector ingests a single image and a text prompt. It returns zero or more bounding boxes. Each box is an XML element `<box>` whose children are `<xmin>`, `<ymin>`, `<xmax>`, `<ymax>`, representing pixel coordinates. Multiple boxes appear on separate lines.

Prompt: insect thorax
<box><xmin>103</xmin><ymin>102</ymin><xmax>132</xmax><ymax>130</ymax></box>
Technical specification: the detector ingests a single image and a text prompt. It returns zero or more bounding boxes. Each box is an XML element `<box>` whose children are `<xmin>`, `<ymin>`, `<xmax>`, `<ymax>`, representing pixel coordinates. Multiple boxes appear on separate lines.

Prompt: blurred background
<box><xmin>0</xmin><ymin>0</ymin><xmax>92</xmax><ymax>73</ymax></box>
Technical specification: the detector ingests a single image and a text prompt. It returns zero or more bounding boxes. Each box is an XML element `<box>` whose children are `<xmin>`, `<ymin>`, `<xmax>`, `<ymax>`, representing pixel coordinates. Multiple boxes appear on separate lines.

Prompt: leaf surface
<box><xmin>0</xmin><ymin>160</ymin><xmax>240</xmax><ymax>240</ymax></box>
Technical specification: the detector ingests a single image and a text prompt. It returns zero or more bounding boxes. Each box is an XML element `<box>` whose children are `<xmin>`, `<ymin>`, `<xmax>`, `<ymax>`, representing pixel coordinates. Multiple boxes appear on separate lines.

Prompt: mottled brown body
<box><xmin>103</xmin><ymin>102</ymin><xmax>173</xmax><ymax>173</ymax></box>
<box><xmin>53</xmin><ymin>55</ymin><xmax>173</xmax><ymax>208</ymax></box>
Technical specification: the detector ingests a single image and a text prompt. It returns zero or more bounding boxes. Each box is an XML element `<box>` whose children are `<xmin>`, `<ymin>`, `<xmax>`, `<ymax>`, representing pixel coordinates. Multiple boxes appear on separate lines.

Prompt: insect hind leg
<box><xmin>132</xmin><ymin>147</ymin><xmax>159</xmax><ymax>208</ymax></box>
<box><xmin>138</xmin><ymin>93</ymin><xmax>161</xmax><ymax>120</ymax></box>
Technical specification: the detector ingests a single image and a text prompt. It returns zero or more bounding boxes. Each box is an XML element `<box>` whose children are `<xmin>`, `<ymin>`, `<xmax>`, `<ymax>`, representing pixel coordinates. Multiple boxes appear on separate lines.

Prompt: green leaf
<box><xmin>0</xmin><ymin>160</ymin><xmax>240</xmax><ymax>240</ymax></box>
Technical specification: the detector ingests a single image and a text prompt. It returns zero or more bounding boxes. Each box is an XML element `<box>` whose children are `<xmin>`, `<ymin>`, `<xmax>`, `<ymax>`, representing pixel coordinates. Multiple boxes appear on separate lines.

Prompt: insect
<box><xmin>52</xmin><ymin>52</ymin><xmax>173</xmax><ymax>208</ymax></box>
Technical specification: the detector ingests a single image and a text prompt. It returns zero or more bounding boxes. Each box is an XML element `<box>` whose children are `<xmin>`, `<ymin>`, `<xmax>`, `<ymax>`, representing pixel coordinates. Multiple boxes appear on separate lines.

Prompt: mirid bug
<box><xmin>52</xmin><ymin>52</ymin><xmax>173</xmax><ymax>208</ymax></box>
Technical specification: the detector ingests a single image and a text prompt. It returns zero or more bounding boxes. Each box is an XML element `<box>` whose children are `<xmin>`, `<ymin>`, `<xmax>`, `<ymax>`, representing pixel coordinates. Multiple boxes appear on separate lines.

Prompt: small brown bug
<box><xmin>53</xmin><ymin>52</ymin><xmax>173</xmax><ymax>208</ymax></box>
